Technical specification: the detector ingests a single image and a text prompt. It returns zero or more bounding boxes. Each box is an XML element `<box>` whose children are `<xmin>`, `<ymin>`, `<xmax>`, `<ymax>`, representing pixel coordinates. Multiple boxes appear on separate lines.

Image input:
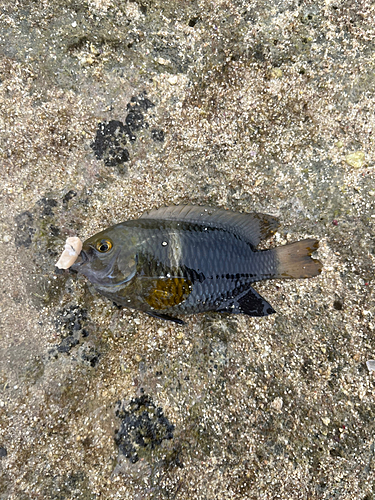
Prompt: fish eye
<box><xmin>96</xmin><ymin>239</ymin><xmax>113</xmax><ymax>253</ymax></box>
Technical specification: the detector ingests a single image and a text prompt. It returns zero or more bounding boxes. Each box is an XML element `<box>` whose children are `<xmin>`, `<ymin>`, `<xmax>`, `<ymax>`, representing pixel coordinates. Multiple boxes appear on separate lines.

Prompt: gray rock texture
<box><xmin>0</xmin><ymin>0</ymin><xmax>374</xmax><ymax>498</ymax></box>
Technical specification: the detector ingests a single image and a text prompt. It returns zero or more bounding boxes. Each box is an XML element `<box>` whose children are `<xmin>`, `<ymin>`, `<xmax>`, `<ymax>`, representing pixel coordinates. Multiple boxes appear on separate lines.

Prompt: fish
<box><xmin>70</xmin><ymin>205</ymin><xmax>322</xmax><ymax>324</ymax></box>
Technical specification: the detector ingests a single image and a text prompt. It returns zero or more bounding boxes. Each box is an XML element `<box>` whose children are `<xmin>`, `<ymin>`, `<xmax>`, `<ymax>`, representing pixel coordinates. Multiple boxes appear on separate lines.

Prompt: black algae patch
<box><xmin>127</xmin><ymin>93</ymin><xmax>154</xmax><ymax>116</ymax></box>
<box><xmin>79</xmin><ymin>344</ymin><xmax>100</xmax><ymax>367</ymax></box>
<box><xmin>37</xmin><ymin>197</ymin><xmax>58</xmax><ymax>216</ymax></box>
<box><xmin>48</xmin><ymin>305</ymin><xmax>91</xmax><ymax>359</ymax></box>
<box><xmin>188</xmin><ymin>17</ymin><xmax>199</xmax><ymax>27</ymax></box>
<box><xmin>126</xmin><ymin>109</ymin><xmax>144</xmax><ymax>131</ymax></box>
<box><xmin>55</xmin><ymin>305</ymin><xmax>88</xmax><ymax>334</ymax></box>
<box><xmin>125</xmin><ymin>93</ymin><xmax>154</xmax><ymax>132</ymax></box>
<box><xmin>14</xmin><ymin>211</ymin><xmax>35</xmax><ymax>248</ymax></box>
<box><xmin>57</xmin><ymin>336</ymin><xmax>79</xmax><ymax>353</ymax></box>
<box><xmin>91</xmin><ymin>93</ymin><xmax>156</xmax><ymax>167</ymax></box>
<box><xmin>62</xmin><ymin>190</ymin><xmax>77</xmax><ymax>204</ymax></box>
<box><xmin>151</xmin><ymin>128</ymin><xmax>165</xmax><ymax>142</ymax></box>
<box><xmin>115</xmin><ymin>395</ymin><xmax>175</xmax><ymax>463</ymax></box>
<box><xmin>49</xmin><ymin>224</ymin><xmax>60</xmax><ymax>237</ymax></box>
<box><xmin>91</xmin><ymin>120</ymin><xmax>131</xmax><ymax>166</ymax></box>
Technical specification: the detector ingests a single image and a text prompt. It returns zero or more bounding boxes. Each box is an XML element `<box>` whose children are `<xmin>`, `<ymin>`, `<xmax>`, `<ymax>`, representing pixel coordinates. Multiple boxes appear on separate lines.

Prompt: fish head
<box><xmin>71</xmin><ymin>224</ymin><xmax>137</xmax><ymax>287</ymax></box>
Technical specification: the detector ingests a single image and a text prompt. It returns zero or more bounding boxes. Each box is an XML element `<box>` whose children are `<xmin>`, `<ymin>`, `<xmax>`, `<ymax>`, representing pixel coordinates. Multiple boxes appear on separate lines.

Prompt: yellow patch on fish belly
<box><xmin>145</xmin><ymin>278</ymin><xmax>192</xmax><ymax>310</ymax></box>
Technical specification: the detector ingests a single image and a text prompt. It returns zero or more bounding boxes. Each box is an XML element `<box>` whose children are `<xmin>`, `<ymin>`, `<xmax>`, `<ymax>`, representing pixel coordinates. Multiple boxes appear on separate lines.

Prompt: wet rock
<box><xmin>14</xmin><ymin>211</ymin><xmax>35</xmax><ymax>248</ymax></box>
<box><xmin>42</xmin><ymin>471</ymin><xmax>94</xmax><ymax>500</ymax></box>
<box><xmin>23</xmin><ymin>356</ymin><xmax>45</xmax><ymax>384</ymax></box>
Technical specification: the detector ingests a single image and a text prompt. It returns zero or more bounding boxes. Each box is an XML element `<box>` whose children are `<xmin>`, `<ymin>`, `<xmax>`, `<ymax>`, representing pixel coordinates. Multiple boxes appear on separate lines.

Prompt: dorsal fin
<box><xmin>140</xmin><ymin>205</ymin><xmax>279</xmax><ymax>247</ymax></box>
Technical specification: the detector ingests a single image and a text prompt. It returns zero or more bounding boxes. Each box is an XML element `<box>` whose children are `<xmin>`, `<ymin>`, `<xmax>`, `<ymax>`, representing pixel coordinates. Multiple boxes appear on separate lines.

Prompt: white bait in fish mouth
<box><xmin>55</xmin><ymin>237</ymin><xmax>83</xmax><ymax>269</ymax></box>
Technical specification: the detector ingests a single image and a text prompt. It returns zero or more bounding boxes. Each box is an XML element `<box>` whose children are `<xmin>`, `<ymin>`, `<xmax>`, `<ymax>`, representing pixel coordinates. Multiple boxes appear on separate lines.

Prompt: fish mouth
<box><xmin>69</xmin><ymin>247</ymin><xmax>120</xmax><ymax>282</ymax></box>
<box><xmin>70</xmin><ymin>248</ymin><xmax>136</xmax><ymax>286</ymax></box>
<box><xmin>70</xmin><ymin>250</ymin><xmax>88</xmax><ymax>270</ymax></box>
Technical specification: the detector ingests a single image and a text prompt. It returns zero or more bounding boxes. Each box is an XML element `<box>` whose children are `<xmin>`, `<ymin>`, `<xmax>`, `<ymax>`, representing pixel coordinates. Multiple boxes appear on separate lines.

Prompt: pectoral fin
<box><xmin>146</xmin><ymin>311</ymin><xmax>185</xmax><ymax>325</ymax></box>
<box><xmin>217</xmin><ymin>287</ymin><xmax>275</xmax><ymax>317</ymax></box>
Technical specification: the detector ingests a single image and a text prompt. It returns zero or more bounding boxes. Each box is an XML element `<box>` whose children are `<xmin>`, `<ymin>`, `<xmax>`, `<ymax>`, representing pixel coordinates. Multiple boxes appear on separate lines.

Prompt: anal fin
<box><xmin>217</xmin><ymin>287</ymin><xmax>275</xmax><ymax>317</ymax></box>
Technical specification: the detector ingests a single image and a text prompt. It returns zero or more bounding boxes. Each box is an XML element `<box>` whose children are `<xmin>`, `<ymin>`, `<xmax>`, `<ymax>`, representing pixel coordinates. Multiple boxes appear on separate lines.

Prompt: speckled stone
<box><xmin>1</xmin><ymin>0</ymin><xmax>375</xmax><ymax>498</ymax></box>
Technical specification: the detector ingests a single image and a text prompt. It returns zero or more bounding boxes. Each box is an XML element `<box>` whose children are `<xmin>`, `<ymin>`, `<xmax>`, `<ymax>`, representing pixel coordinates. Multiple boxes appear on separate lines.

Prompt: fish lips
<box><xmin>70</xmin><ymin>250</ymin><xmax>88</xmax><ymax>271</ymax></box>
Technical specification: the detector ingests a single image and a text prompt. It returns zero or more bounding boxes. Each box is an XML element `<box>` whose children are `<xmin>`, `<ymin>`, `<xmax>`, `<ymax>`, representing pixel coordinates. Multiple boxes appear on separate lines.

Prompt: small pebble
<box><xmin>270</xmin><ymin>397</ymin><xmax>283</xmax><ymax>411</ymax></box>
<box><xmin>157</xmin><ymin>57</ymin><xmax>170</xmax><ymax>66</ymax></box>
<box><xmin>366</xmin><ymin>360</ymin><xmax>375</xmax><ymax>372</ymax></box>
<box><xmin>345</xmin><ymin>151</ymin><xmax>365</xmax><ymax>169</ymax></box>
<box><xmin>168</xmin><ymin>75</ymin><xmax>178</xmax><ymax>85</ymax></box>
<box><xmin>270</xmin><ymin>68</ymin><xmax>283</xmax><ymax>79</ymax></box>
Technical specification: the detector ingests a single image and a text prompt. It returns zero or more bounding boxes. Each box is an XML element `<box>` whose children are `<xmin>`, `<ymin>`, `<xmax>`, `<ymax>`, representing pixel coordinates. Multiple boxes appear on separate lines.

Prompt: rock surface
<box><xmin>0</xmin><ymin>0</ymin><xmax>374</xmax><ymax>498</ymax></box>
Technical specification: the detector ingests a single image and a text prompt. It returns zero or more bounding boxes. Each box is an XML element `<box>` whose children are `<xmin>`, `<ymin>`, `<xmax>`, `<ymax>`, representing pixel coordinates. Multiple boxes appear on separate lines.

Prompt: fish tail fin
<box><xmin>273</xmin><ymin>239</ymin><xmax>322</xmax><ymax>279</ymax></box>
